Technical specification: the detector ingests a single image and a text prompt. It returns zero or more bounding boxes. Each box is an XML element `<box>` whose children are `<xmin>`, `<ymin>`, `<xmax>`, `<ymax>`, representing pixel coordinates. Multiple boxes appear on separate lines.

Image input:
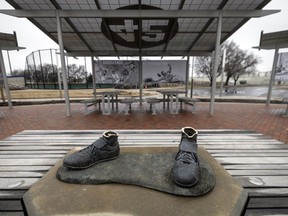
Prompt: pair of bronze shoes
<box><xmin>63</xmin><ymin>127</ymin><xmax>199</xmax><ymax>188</ymax></box>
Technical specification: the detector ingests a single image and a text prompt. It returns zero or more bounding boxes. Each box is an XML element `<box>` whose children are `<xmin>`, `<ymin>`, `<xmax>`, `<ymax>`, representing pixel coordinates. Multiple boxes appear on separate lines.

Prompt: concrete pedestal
<box><xmin>57</xmin><ymin>147</ymin><xmax>215</xmax><ymax>196</ymax></box>
<box><xmin>23</xmin><ymin>147</ymin><xmax>247</xmax><ymax>216</ymax></box>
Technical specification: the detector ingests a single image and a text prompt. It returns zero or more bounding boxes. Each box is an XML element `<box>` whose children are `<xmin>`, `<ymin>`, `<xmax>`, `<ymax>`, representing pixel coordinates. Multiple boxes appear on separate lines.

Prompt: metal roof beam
<box><xmin>162</xmin><ymin>0</ymin><xmax>185</xmax><ymax>54</ymax></box>
<box><xmin>0</xmin><ymin>9</ymin><xmax>280</xmax><ymax>18</ymax></box>
<box><xmin>94</xmin><ymin>0</ymin><xmax>118</xmax><ymax>55</ymax></box>
<box><xmin>138</xmin><ymin>0</ymin><xmax>142</xmax><ymax>55</ymax></box>
<box><xmin>65</xmin><ymin>51</ymin><xmax>213</xmax><ymax>57</ymax></box>
<box><xmin>49</xmin><ymin>0</ymin><xmax>94</xmax><ymax>53</ymax></box>
<box><xmin>186</xmin><ymin>19</ymin><xmax>214</xmax><ymax>52</ymax></box>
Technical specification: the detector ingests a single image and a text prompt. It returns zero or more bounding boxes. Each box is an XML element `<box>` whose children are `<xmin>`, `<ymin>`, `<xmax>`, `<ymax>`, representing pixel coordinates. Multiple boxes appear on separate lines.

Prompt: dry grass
<box><xmin>5</xmin><ymin>89</ymin><xmax>158</xmax><ymax>100</ymax></box>
<box><xmin>9</xmin><ymin>89</ymin><xmax>93</xmax><ymax>99</ymax></box>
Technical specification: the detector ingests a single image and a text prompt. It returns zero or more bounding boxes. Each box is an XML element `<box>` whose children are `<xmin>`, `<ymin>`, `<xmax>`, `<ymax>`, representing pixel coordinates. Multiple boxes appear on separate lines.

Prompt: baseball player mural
<box><xmin>94</xmin><ymin>60</ymin><xmax>186</xmax><ymax>89</ymax></box>
<box><xmin>275</xmin><ymin>52</ymin><xmax>288</xmax><ymax>81</ymax></box>
<box><xmin>94</xmin><ymin>60</ymin><xmax>139</xmax><ymax>88</ymax></box>
<box><xmin>142</xmin><ymin>60</ymin><xmax>185</xmax><ymax>87</ymax></box>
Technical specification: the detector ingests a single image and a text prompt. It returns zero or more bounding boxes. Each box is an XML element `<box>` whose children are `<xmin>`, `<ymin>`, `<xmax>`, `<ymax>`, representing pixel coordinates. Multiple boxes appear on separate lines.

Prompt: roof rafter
<box><xmin>186</xmin><ymin>0</ymin><xmax>229</xmax><ymax>53</ymax></box>
<box><xmin>2</xmin><ymin>0</ymin><xmax>276</xmax><ymax>58</ymax></box>
<box><xmin>94</xmin><ymin>0</ymin><xmax>118</xmax><ymax>55</ymax></box>
<box><xmin>162</xmin><ymin>0</ymin><xmax>185</xmax><ymax>54</ymax></box>
<box><xmin>138</xmin><ymin>0</ymin><xmax>142</xmax><ymax>54</ymax></box>
<box><xmin>65</xmin><ymin>50</ymin><xmax>212</xmax><ymax>57</ymax></box>
<box><xmin>49</xmin><ymin>0</ymin><xmax>94</xmax><ymax>53</ymax></box>
<box><xmin>221</xmin><ymin>1</ymin><xmax>273</xmax><ymax>45</ymax></box>
<box><xmin>0</xmin><ymin>9</ymin><xmax>279</xmax><ymax>18</ymax></box>
<box><xmin>3</xmin><ymin>0</ymin><xmax>71</xmax><ymax>52</ymax></box>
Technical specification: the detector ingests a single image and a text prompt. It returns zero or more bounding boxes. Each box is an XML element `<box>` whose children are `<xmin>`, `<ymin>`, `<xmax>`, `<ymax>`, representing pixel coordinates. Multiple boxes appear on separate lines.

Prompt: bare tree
<box><xmin>11</xmin><ymin>69</ymin><xmax>25</xmax><ymax>76</ymax></box>
<box><xmin>195</xmin><ymin>40</ymin><xmax>260</xmax><ymax>86</ymax></box>
<box><xmin>195</xmin><ymin>56</ymin><xmax>222</xmax><ymax>86</ymax></box>
<box><xmin>223</xmin><ymin>40</ymin><xmax>260</xmax><ymax>86</ymax></box>
<box><xmin>67</xmin><ymin>64</ymin><xmax>86</xmax><ymax>83</ymax></box>
<box><xmin>39</xmin><ymin>64</ymin><xmax>58</xmax><ymax>83</ymax></box>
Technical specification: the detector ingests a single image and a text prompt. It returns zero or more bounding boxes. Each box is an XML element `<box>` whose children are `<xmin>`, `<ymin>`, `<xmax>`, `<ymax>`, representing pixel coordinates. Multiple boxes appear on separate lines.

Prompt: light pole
<box><xmin>219</xmin><ymin>49</ymin><xmax>226</xmax><ymax>97</ymax></box>
<box><xmin>55</xmin><ymin>50</ymin><xmax>63</xmax><ymax>99</ymax></box>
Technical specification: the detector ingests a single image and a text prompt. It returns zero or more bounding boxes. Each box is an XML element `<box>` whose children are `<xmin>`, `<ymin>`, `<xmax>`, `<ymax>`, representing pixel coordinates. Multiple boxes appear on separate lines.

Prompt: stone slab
<box><xmin>57</xmin><ymin>148</ymin><xmax>215</xmax><ymax>196</ymax></box>
<box><xmin>23</xmin><ymin>147</ymin><xmax>248</xmax><ymax>216</ymax></box>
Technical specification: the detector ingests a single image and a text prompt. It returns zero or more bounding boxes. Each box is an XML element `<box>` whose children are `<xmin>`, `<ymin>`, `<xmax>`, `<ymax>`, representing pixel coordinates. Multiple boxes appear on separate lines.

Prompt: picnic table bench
<box><xmin>1</xmin><ymin>129</ymin><xmax>288</xmax><ymax>215</ymax></box>
<box><xmin>119</xmin><ymin>97</ymin><xmax>138</xmax><ymax>115</ymax></box>
<box><xmin>145</xmin><ymin>97</ymin><xmax>162</xmax><ymax>114</ymax></box>
<box><xmin>179</xmin><ymin>97</ymin><xmax>200</xmax><ymax>113</ymax></box>
<box><xmin>79</xmin><ymin>98</ymin><xmax>102</xmax><ymax>114</ymax></box>
<box><xmin>282</xmin><ymin>97</ymin><xmax>288</xmax><ymax>117</ymax></box>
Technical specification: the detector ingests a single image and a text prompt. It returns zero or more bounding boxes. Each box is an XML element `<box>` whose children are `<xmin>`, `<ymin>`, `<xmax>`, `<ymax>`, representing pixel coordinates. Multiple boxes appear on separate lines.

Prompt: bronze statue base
<box><xmin>23</xmin><ymin>147</ymin><xmax>247</xmax><ymax>216</ymax></box>
<box><xmin>57</xmin><ymin>147</ymin><xmax>214</xmax><ymax>196</ymax></box>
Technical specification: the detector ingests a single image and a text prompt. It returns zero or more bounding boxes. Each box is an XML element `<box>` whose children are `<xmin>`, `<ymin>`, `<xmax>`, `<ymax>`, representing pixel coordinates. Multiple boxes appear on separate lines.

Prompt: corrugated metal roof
<box><xmin>257</xmin><ymin>30</ymin><xmax>288</xmax><ymax>49</ymax></box>
<box><xmin>5</xmin><ymin>0</ymin><xmax>272</xmax><ymax>56</ymax></box>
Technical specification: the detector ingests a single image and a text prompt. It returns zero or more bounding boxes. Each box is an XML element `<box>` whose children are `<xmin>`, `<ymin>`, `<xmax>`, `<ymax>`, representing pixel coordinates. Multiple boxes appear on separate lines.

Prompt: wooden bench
<box><xmin>179</xmin><ymin>97</ymin><xmax>200</xmax><ymax>113</ymax></box>
<box><xmin>282</xmin><ymin>97</ymin><xmax>288</xmax><ymax>117</ymax></box>
<box><xmin>145</xmin><ymin>97</ymin><xmax>162</xmax><ymax>115</ymax></box>
<box><xmin>1</xmin><ymin>129</ymin><xmax>288</xmax><ymax>215</ymax></box>
<box><xmin>79</xmin><ymin>98</ymin><xmax>102</xmax><ymax>114</ymax></box>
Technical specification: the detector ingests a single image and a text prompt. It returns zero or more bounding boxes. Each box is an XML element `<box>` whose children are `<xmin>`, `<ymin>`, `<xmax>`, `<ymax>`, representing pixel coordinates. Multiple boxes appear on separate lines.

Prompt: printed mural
<box><xmin>275</xmin><ymin>52</ymin><xmax>288</xmax><ymax>81</ymax></box>
<box><xmin>94</xmin><ymin>60</ymin><xmax>186</xmax><ymax>88</ymax></box>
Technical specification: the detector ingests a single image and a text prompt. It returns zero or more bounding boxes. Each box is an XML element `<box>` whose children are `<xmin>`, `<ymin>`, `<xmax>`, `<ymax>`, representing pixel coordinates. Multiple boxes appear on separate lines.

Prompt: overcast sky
<box><xmin>0</xmin><ymin>0</ymin><xmax>288</xmax><ymax>74</ymax></box>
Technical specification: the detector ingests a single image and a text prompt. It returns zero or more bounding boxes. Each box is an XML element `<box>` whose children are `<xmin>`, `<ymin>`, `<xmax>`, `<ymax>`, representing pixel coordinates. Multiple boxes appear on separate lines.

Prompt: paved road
<box><xmin>189</xmin><ymin>85</ymin><xmax>288</xmax><ymax>98</ymax></box>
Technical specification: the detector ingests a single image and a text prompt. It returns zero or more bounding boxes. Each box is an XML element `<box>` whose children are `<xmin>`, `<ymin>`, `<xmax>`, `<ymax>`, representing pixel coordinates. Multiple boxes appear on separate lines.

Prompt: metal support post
<box><xmin>139</xmin><ymin>55</ymin><xmax>143</xmax><ymax>106</ymax></box>
<box><xmin>91</xmin><ymin>56</ymin><xmax>96</xmax><ymax>97</ymax></box>
<box><xmin>219</xmin><ymin>49</ymin><xmax>226</xmax><ymax>97</ymax></box>
<box><xmin>209</xmin><ymin>10</ymin><xmax>222</xmax><ymax>115</ymax></box>
<box><xmin>0</xmin><ymin>49</ymin><xmax>12</xmax><ymax>108</ymax></box>
<box><xmin>266</xmin><ymin>45</ymin><xmax>279</xmax><ymax>105</ymax></box>
<box><xmin>56</xmin><ymin>10</ymin><xmax>71</xmax><ymax>116</ymax></box>
<box><xmin>185</xmin><ymin>56</ymin><xmax>190</xmax><ymax>97</ymax></box>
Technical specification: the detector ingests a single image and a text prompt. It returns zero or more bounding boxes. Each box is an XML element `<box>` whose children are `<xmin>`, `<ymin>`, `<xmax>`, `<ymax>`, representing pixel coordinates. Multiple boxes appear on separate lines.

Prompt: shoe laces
<box><xmin>177</xmin><ymin>151</ymin><xmax>197</xmax><ymax>164</ymax></box>
<box><xmin>78</xmin><ymin>144</ymin><xmax>96</xmax><ymax>157</ymax></box>
<box><xmin>78</xmin><ymin>138</ymin><xmax>105</xmax><ymax>156</ymax></box>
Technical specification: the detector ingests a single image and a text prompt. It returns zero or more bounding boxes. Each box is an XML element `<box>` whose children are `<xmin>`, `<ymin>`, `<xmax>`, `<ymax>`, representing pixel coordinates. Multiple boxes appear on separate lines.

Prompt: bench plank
<box><xmin>0</xmin><ymin>129</ymin><xmax>288</xmax><ymax>215</ymax></box>
<box><xmin>0</xmin><ymin>155</ymin><xmax>64</xmax><ymax>159</ymax></box>
<box><xmin>0</xmin><ymin>200</ymin><xmax>23</xmax><ymax>211</ymax></box>
<box><xmin>235</xmin><ymin>176</ymin><xmax>288</xmax><ymax>187</ymax></box>
<box><xmin>0</xmin><ymin>190</ymin><xmax>26</xmax><ymax>199</ymax></box>
<box><xmin>0</xmin><ymin>178</ymin><xmax>39</xmax><ymax>190</ymax></box>
<box><xmin>217</xmin><ymin>156</ymin><xmax>288</xmax><ymax>164</ymax></box>
<box><xmin>228</xmin><ymin>169</ymin><xmax>288</xmax><ymax>176</ymax></box>
<box><xmin>0</xmin><ymin>159</ymin><xmax>59</xmax><ymax>166</ymax></box>
<box><xmin>0</xmin><ymin>166</ymin><xmax>52</xmax><ymax>171</ymax></box>
<box><xmin>245</xmin><ymin>208</ymin><xmax>288</xmax><ymax>216</ymax></box>
<box><xmin>0</xmin><ymin>172</ymin><xmax>44</xmax><ymax>178</ymax></box>
<box><xmin>248</xmin><ymin>197</ymin><xmax>288</xmax><ymax>208</ymax></box>
<box><xmin>224</xmin><ymin>164</ymin><xmax>288</xmax><ymax>170</ymax></box>
<box><xmin>0</xmin><ymin>212</ymin><xmax>25</xmax><ymax>216</ymax></box>
<box><xmin>245</xmin><ymin>188</ymin><xmax>288</xmax><ymax>197</ymax></box>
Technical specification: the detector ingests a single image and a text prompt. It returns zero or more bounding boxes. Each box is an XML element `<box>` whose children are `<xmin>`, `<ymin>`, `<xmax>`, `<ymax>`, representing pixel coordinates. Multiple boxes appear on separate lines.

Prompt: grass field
<box><xmin>2</xmin><ymin>88</ymin><xmax>159</xmax><ymax>100</ymax></box>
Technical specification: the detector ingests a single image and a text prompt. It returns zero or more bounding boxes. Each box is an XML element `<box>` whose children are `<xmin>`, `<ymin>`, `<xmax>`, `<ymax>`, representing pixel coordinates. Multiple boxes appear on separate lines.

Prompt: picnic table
<box><xmin>1</xmin><ymin>129</ymin><xmax>288</xmax><ymax>215</ymax></box>
<box><xmin>157</xmin><ymin>89</ymin><xmax>186</xmax><ymax>114</ymax></box>
<box><xmin>93</xmin><ymin>90</ymin><xmax>120</xmax><ymax>115</ymax></box>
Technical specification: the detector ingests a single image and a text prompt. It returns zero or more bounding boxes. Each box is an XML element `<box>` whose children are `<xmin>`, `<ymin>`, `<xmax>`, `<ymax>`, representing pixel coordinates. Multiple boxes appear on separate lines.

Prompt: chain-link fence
<box><xmin>25</xmin><ymin>49</ymin><xmax>92</xmax><ymax>89</ymax></box>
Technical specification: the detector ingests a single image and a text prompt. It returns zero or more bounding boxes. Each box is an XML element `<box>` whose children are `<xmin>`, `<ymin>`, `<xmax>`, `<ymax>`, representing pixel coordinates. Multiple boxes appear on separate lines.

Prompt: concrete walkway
<box><xmin>0</xmin><ymin>101</ymin><xmax>287</xmax><ymax>144</ymax></box>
